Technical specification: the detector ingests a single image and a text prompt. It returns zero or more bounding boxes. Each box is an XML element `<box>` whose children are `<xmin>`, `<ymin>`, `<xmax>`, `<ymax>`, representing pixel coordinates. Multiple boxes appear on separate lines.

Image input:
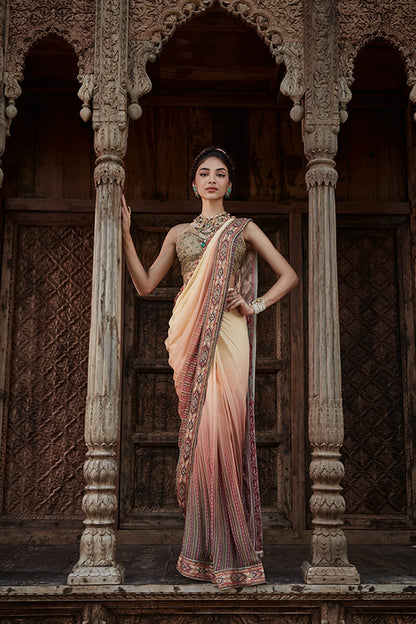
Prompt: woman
<box><xmin>121</xmin><ymin>147</ymin><xmax>298</xmax><ymax>589</ymax></box>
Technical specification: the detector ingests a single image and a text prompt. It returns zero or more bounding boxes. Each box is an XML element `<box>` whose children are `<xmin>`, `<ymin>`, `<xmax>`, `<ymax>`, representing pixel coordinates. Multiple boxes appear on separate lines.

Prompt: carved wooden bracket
<box><xmin>78</xmin><ymin>73</ymin><xmax>95</xmax><ymax>123</ymax></box>
<box><xmin>3</xmin><ymin>71</ymin><xmax>21</xmax><ymax>135</ymax></box>
<box><xmin>127</xmin><ymin>0</ymin><xmax>305</xmax><ymax>121</ymax></box>
<box><xmin>127</xmin><ymin>40</ymin><xmax>159</xmax><ymax>120</ymax></box>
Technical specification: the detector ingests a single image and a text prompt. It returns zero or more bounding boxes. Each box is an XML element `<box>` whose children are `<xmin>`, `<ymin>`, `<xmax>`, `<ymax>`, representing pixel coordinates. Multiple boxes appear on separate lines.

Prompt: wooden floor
<box><xmin>0</xmin><ymin>545</ymin><xmax>416</xmax><ymax>623</ymax></box>
<box><xmin>0</xmin><ymin>544</ymin><xmax>415</xmax><ymax>587</ymax></box>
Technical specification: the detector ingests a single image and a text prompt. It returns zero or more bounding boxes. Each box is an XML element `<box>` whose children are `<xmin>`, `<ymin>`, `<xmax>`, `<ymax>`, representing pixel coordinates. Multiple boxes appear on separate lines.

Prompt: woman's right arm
<box><xmin>121</xmin><ymin>195</ymin><xmax>183</xmax><ymax>296</ymax></box>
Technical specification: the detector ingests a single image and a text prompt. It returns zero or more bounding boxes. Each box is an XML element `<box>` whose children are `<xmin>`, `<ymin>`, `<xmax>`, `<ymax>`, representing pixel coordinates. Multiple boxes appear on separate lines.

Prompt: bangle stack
<box><xmin>250</xmin><ymin>297</ymin><xmax>266</xmax><ymax>314</ymax></box>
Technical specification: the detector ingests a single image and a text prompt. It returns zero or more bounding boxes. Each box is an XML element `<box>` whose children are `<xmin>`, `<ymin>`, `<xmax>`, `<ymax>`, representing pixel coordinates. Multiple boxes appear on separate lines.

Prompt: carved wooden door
<box><xmin>338</xmin><ymin>216</ymin><xmax>416</xmax><ymax>532</ymax></box>
<box><xmin>119</xmin><ymin>213</ymin><xmax>293</xmax><ymax>539</ymax></box>
<box><xmin>0</xmin><ymin>213</ymin><xmax>93</xmax><ymax>528</ymax></box>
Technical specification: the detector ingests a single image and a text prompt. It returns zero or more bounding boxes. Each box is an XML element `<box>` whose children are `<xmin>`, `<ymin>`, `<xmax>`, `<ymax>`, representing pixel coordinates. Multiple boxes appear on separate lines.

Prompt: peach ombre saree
<box><xmin>165</xmin><ymin>217</ymin><xmax>265</xmax><ymax>589</ymax></box>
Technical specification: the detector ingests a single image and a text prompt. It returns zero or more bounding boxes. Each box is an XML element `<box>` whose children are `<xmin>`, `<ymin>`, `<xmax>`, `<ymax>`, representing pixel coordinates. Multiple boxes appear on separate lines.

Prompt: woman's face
<box><xmin>193</xmin><ymin>156</ymin><xmax>231</xmax><ymax>201</ymax></box>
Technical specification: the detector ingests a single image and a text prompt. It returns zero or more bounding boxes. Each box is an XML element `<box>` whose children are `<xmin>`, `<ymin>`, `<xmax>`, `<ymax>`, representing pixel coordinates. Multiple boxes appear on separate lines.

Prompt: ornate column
<box><xmin>68</xmin><ymin>0</ymin><xmax>128</xmax><ymax>585</ymax></box>
<box><xmin>0</xmin><ymin>2</ymin><xmax>8</xmax><ymax>188</ymax></box>
<box><xmin>301</xmin><ymin>0</ymin><xmax>359</xmax><ymax>585</ymax></box>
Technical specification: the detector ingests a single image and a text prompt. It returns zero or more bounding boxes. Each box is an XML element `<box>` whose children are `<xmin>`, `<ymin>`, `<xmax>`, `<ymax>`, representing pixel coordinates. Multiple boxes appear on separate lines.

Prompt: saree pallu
<box><xmin>166</xmin><ymin>218</ymin><xmax>265</xmax><ymax>589</ymax></box>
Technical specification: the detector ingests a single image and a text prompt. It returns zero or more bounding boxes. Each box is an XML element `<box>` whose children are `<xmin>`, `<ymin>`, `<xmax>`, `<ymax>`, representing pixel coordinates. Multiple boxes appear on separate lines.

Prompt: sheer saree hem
<box><xmin>177</xmin><ymin>553</ymin><xmax>266</xmax><ymax>589</ymax></box>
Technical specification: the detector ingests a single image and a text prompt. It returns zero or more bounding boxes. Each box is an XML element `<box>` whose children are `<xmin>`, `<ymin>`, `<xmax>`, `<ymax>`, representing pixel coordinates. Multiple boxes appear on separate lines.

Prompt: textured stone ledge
<box><xmin>0</xmin><ymin>582</ymin><xmax>416</xmax><ymax>601</ymax></box>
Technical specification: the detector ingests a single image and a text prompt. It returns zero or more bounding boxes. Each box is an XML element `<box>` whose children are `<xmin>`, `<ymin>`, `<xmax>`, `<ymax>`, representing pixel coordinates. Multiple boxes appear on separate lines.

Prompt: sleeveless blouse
<box><xmin>176</xmin><ymin>224</ymin><xmax>246</xmax><ymax>280</ymax></box>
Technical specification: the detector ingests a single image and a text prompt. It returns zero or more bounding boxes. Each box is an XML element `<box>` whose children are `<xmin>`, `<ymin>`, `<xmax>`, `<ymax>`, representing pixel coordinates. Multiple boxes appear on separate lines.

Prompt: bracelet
<box><xmin>250</xmin><ymin>297</ymin><xmax>266</xmax><ymax>314</ymax></box>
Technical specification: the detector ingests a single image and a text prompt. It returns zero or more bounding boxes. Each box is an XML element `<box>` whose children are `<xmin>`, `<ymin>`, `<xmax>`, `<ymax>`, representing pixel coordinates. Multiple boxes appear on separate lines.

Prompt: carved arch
<box><xmin>3</xmin><ymin>2</ymin><xmax>95</xmax><ymax>127</ymax></box>
<box><xmin>338</xmin><ymin>0</ymin><xmax>416</xmax><ymax>121</ymax></box>
<box><xmin>127</xmin><ymin>0</ymin><xmax>304</xmax><ymax>121</ymax></box>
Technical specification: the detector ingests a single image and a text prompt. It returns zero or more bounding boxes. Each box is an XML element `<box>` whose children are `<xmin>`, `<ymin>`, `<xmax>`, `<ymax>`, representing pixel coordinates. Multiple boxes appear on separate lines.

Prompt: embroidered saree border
<box><xmin>175</xmin><ymin>217</ymin><xmax>250</xmax><ymax>515</ymax></box>
<box><xmin>238</xmin><ymin>250</ymin><xmax>263</xmax><ymax>555</ymax></box>
<box><xmin>177</xmin><ymin>553</ymin><xmax>265</xmax><ymax>589</ymax></box>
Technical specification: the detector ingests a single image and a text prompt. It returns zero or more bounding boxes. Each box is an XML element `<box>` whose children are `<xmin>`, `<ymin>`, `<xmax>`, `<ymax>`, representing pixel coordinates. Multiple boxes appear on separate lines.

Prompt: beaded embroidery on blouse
<box><xmin>176</xmin><ymin>215</ymin><xmax>246</xmax><ymax>280</ymax></box>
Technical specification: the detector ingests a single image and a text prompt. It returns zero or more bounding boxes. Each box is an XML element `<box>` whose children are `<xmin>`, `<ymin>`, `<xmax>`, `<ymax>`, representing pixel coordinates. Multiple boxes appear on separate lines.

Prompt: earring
<box><xmin>193</xmin><ymin>185</ymin><xmax>200</xmax><ymax>198</ymax></box>
<box><xmin>225</xmin><ymin>186</ymin><xmax>232</xmax><ymax>198</ymax></box>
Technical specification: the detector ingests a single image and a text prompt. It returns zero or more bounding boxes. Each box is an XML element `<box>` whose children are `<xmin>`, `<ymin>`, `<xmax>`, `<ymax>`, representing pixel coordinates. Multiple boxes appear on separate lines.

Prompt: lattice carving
<box><xmin>338</xmin><ymin>1</ymin><xmax>416</xmax><ymax>119</ymax></box>
<box><xmin>135</xmin><ymin>448</ymin><xmax>178</xmax><ymax>511</ymax></box>
<box><xmin>338</xmin><ymin>227</ymin><xmax>407</xmax><ymax>517</ymax></box>
<box><xmin>1</xmin><ymin>224</ymin><xmax>93</xmax><ymax>520</ymax></box>
<box><xmin>134</xmin><ymin>373</ymin><xmax>178</xmax><ymax>434</ymax></box>
<box><xmin>128</xmin><ymin>0</ymin><xmax>304</xmax><ymax>120</ymax></box>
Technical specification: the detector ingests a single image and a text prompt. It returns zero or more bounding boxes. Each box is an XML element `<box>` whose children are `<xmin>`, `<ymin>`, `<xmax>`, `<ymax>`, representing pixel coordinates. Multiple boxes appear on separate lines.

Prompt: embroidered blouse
<box><xmin>176</xmin><ymin>225</ymin><xmax>246</xmax><ymax>280</ymax></box>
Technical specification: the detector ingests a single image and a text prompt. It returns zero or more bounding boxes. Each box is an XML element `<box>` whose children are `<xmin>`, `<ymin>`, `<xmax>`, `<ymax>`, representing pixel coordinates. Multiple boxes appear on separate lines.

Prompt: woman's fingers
<box><xmin>121</xmin><ymin>194</ymin><xmax>132</xmax><ymax>231</ymax></box>
<box><xmin>121</xmin><ymin>194</ymin><xmax>131</xmax><ymax>214</ymax></box>
<box><xmin>226</xmin><ymin>290</ymin><xmax>243</xmax><ymax>311</ymax></box>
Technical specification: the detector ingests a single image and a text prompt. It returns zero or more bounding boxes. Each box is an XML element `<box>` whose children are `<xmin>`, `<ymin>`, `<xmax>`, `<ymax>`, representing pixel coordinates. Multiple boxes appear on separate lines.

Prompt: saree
<box><xmin>165</xmin><ymin>217</ymin><xmax>265</xmax><ymax>589</ymax></box>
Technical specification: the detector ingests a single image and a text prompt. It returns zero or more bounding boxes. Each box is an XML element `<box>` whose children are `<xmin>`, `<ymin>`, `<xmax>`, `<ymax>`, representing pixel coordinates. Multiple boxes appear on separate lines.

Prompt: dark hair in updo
<box><xmin>189</xmin><ymin>146</ymin><xmax>236</xmax><ymax>186</ymax></box>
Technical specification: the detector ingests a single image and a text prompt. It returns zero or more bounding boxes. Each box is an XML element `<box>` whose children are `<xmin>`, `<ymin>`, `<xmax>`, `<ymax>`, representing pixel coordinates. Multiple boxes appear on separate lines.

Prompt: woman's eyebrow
<box><xmin>199</xmin><ymin>167</ymin><xmax>227</xmax><ymax>172</ymax></box>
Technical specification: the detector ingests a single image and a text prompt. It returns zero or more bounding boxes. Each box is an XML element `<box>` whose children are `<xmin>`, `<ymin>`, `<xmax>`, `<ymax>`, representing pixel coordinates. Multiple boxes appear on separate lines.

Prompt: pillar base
<box><xmin>302</xmin><ymin>561</ymin><xmax>360</xmax><ymax>585</ymax></box>
<box><xmin>67</xmin><ymin>563</ymin><xmax>125</xmax><ymax>585</ymax></box>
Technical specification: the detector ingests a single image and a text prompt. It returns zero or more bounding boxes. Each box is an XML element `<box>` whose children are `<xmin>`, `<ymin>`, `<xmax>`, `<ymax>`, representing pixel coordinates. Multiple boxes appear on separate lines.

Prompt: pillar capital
<box><xmin>94</xmin><ymin>158</ymin><xmax>126</xmax><ymax>187</ymax></box>
<box><xmin>305</xmin><ymin>161</ymin><xmax>338</xmax><ymax>190</ymax></box>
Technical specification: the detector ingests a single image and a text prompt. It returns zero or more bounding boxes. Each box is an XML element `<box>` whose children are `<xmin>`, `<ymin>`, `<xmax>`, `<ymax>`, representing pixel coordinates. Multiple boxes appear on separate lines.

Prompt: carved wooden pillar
<box><xmin>0</xmin><ymin>2</ymin><xmax>7</xmax><ymax>188</ymax></box>
<box><xmin>68</xmin><ymin>0</ymin><xmax>128</xmax><ymax>585</ymax></box>
<box><xmin>301</xmin><ymin>0</ymin><xmax>359</xmax><ymax>585</ymax></box>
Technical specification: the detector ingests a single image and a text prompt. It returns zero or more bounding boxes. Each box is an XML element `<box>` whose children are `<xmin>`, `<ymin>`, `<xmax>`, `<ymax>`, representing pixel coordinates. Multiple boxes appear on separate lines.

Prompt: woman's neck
<box><xmin>200</xmin><ymin>198</ymin><xmax>225</xmax><ymax>217</ymax></box>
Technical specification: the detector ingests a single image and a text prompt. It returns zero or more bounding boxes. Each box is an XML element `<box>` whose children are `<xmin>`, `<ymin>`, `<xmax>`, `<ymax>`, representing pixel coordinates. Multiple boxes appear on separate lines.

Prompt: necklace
<box><xmin>192</xmin><ymin>211</ymin><xmax>230</xmax><ymax>248</ymax></box>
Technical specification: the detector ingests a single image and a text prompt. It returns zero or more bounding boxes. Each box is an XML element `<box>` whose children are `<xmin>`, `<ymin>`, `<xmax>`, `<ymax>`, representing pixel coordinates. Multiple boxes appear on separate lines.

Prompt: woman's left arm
<box><xmin>227</xmin><ymin>221</ymin><xmax>299</xmax><ymax>316</ymax></box>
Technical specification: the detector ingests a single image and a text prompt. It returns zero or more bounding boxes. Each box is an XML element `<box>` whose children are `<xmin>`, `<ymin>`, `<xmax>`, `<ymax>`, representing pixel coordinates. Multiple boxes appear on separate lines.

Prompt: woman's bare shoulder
<box><xmin>242</xmin><ymin>219</ymin><xmax>261</xmax><ymax>248</ymax></box>
<box><xmin>167</xmin><ymin>222</ymin><xmax>191</xmax><ymax>243</ymax></box>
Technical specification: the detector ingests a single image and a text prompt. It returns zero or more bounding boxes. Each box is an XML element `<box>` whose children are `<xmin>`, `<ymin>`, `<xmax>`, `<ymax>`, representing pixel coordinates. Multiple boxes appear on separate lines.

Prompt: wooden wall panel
<box><xmin>188</xmin><ymin>108</ymin><xmax>214</xmax><ymax>172</ymax></box>
<box><xmin>124</xmin><ymin>105</ymin><xmax>305</xmax><ymax>203</ymax></box>
<box><xmin>2</xmin><ymin>91</ymin><xmax>94</xmax><ymax>202</ymax></box>
<box><xmin>337</xmin><ymin>42</ymin><xmax>409</xmax><ymax>205</ymax></box>
<box><xmin>338</xmin><ymin>108</ymin><xmax>408</xmax><ymax>202</ymax></box>
<box><xmin>338</xmin><ymin>218</ymin><xmax>415</xmax><ymax>529</ymax></box>
<box><xmin>0</xmin><ymin>217</ymin><xmax>93</xmax><ymax>521</ymax></box>
<box><xmin>277</xmin><ymin>111</ymin><xmax>306</xmax><ymax>201</ymax></box>
<box><xmin>248</xmin><ymin>109</ymin><xmax>281</xmax><ymax>201</ymax></box>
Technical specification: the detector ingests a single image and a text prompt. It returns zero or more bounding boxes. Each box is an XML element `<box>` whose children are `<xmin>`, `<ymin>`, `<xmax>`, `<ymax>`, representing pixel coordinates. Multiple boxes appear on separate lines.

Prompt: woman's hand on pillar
<box><xmin>121</xmin><ymin>194</ymin><xmax>132</xmax><ymax>235</ymax></box>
